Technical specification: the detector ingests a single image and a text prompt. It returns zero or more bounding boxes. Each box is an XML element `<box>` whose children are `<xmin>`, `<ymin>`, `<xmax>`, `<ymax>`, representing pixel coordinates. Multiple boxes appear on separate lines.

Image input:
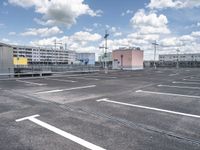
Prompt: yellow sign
<box><xmin>13</xmin><ymin>57</ymin><xmax>28</xmax><ymax>65</ymax></box>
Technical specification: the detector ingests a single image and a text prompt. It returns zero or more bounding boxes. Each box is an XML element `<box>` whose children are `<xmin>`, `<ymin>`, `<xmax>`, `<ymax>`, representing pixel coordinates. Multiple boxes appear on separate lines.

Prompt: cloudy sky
<box><xmin>1</xmin><ymin>0</ymin><xmax>200</xmax><ymax>60</ymax></box>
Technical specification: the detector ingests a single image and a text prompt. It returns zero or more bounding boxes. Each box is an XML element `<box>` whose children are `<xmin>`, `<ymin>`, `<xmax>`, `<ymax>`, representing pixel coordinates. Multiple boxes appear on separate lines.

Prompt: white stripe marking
<box><xmin>183</xmin><ymin>79</ymin><xmax>200</xmax><ymax>82</ymax></box>
<box><xmin>67</xmin><ymin>77</ymin><xmax>100</xmax><ymax>81</ymax></box>
<box><xmin>45</xmin><ymin>78</ymin><xmax>77</xmax><ymax>83</ymax></box>
<box><xmin>86</xmin><ymin>76</ymin><xmax>117</xmax><ymax>79</ymax></box>
<box><xmin>97</xmin><ymin>99</ymin><xmax>200</xmax><ymax>119</ymax></box>
<box><xmin>135</xmin><ymin>90</ymin><xmax>200</xmax><ymax>99</ymax></box>
<box><xmin>36</xmin><ymin>85</ymin><xmax>96</xmax><ymax>94</ymax></box>
<box><xmin>16</xmin><ymin>114</ymin><xmax>106</xmax><ymax>150</ymax></box>
<box><xmin>158</xmin><ymin>84</ymin><xmax>200</xmax><ymax>90</ymax></box>
<box><xmin>172</xmin><ymin>81</ymin><xmax>200</xmax><ymax>85</ymax></box>
<box><xmin>16</xmin><ymin>80</ymin><xmax>46</xmax><ymax>86</ymax></box>
<box><xmin>169</xmin><ymin>73</ymin><xmax>178</xmax><ymax>76</ymax></box>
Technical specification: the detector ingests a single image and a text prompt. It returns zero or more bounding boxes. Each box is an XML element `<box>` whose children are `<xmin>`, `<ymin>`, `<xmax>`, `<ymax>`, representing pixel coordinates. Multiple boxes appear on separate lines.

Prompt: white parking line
<box><xmin>169</xmin><ymin>73</ymin><xmax>178</xmax><ymax>76</ymax></box>
<box><xmin>86</xmin><ymin>76</ymin><xmax>117</xmax><ymax>79</ymax></box>
<box><xmin>16</xmin><ymin>114</ymin><xmax>106</xmax><ymax>150</ymax></box>
<box><xmin>158</xmin><ymin>84</ymin><xmax>200</xmax><ymax>90</ymax></box>
<box><xmin>45</xmin><ymin>78</ymin><xmax>77</xmax><ymax>83</ymax></box>
<box><xmin>16</xmin><ymin>80</ymin><xmax>46</xmax><ymax>86</ymax></box>
<box><xmin>183</xmin><ymin>79</ymin><xmax>200</xmax><ymax>82</ymax></box>
<box><xmin>135</xmin><ymin>90</ymin><xmax>200</xmax><ymax>99</ymax></box>
<box><xmin>36</xmin><ymin>85</ymin><xmax>96</xmax><ymax>94</ymax></box>
<box><xmin>96</xmin><ymin>99</ymin><xmax>200</xmax><ymax>119</ymax></box>
<box><xmin>67</xmin><ymin>77</ymin><xmax>100</xmax><ymax>81</ymax></box>
<box><xmin>172</xmin><ymin>81</ymin><xmax>200</xmax><ymax>85</ymax></box>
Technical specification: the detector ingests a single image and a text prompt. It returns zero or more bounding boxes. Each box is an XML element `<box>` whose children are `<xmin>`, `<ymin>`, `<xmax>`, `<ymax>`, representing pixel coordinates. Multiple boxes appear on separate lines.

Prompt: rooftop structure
<box><xmin>112</xmin><ymin>47</ymin><xmax>144</xmax><ymax>70</ymax></box>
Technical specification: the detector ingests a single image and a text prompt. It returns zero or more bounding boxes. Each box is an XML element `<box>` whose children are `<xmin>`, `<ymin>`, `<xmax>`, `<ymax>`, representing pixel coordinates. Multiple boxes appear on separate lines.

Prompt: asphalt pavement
<box><xmin>0</xmin><ymin>68</ymin><xmax>200</xmax><ymax>150</ymax></box>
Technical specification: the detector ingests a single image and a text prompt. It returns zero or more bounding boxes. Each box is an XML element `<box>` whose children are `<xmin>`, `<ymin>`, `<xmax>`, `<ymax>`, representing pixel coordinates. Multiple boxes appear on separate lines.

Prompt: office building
<box><xmin>159</xmin><ymin>53</ymin><xmax>200</xmax><ymax>62</ymax></box>
<box><xmin>12</xmin><ymin>44</ymin><xmax>69</xmax><ymax>64</ymax></box>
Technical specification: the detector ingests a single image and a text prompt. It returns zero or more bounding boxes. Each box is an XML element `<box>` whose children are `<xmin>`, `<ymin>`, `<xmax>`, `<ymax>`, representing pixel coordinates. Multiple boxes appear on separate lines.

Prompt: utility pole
<box><xmin>176</xmin><ymin>49</ymin><xmax>180</xmax><ymax>69</ymax></box>
<box><xmin>99</xmin><ymin>30</ymin><xmax>109</xmax><ymax>74</ymax></box>
<box><xmin>104</xmin><ymin>30</ymin><xmax>109</xmax><ymax>74</ymax></box>
<box><xmin>152</xmin><ymin>40</ymin><xmax>159</xmax><ymax>69</ymax></box>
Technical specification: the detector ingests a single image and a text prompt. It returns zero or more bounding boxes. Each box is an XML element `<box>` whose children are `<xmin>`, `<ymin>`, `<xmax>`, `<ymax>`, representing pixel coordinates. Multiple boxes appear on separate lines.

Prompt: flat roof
<box><xmin>0</xmin><ymin>42</ymin><xmax>11</xmax><ymax>47</ymax></box>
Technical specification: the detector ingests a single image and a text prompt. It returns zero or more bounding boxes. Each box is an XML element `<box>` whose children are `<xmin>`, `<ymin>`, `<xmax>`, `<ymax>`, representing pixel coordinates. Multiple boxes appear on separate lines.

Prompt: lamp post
<box><xmin>176</xmin><ymin>49</ymin><xmax>180</xmax><ymax>69</ymax></box>
<box><xmin>152</xmin><ymin>40</ymin><xmax>159</xmax><ymax>69</ymax></box>
<box><xmin>99</xmin><ymin>30</ymin><xmax>109</xmax><ymax>74</ymax></box>
<box><xmin>104</xmin><ymin>30</ymin><xmax>109</xmax><ymax>74</ymax></box>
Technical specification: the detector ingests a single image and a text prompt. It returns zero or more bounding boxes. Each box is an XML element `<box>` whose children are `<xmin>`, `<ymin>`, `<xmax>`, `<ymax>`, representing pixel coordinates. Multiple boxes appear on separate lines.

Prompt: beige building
<box><xmin>112</xmin><ymin>47</ymin><xmax>144</xmax><ymax>70</ymax></box>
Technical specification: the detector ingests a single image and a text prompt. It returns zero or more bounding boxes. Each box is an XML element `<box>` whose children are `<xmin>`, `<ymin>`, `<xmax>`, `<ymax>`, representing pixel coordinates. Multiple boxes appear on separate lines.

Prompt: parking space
<box><xmin>1</xmin><ymin>69</ymin><xmax>200</xmax><ymax>150</ymax></box>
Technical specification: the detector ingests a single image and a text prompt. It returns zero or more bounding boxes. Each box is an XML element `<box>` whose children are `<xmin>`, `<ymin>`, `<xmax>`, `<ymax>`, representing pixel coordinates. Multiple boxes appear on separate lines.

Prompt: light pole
<box><xmin>99</xmin><ymin>46</ymin><xmax>104</xmax><ymax>68</ymax></box>
<box><xmin>104</xmin><ymin>30</ymin><xmax>109</xmax><ymax>74</ymax></box>
<box><xmin>176</xmin><ymin>49</ymin><xmax>180</xmax><ymax>69</ymax></box>
<box><xmin>152</xmin><ymin>40</ymin><xmax>159</xmax><ymax>69</ymax></box>
<box><xmin>99</xmin><ymin>30</ymin><xmax>109</xmax><ymax>74</ymax></box>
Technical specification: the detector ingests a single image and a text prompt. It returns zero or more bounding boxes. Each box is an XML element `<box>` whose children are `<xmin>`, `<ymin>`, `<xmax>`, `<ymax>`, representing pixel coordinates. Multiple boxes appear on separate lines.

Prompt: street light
<box><xmin>176</xmin><ymin>49</ymin><xmax>180</xmax><ymax>69</ymax></box>
<box><xmin>99</xmin><ymin>30</ymin><xmax>109</xmax><ymax>74</ymax></box>
<box><xmin>152</xmin><ymin>40</ymin><xmax>159</xmax><ymax>69</ymax></box>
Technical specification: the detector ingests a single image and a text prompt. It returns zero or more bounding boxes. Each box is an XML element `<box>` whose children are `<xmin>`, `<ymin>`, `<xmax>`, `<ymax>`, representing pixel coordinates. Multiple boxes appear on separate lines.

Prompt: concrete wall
<box><xmin>112</xmin><ymin>49</ymin><xmax>143</xmax><ymax>70</ymax></box>
<box><xmin>0</xmin><ymin>45</ymin><xmax>14</xmax><ymax>75</ymax></box>
<box><xmin>132</xmin><ymin>50</ymin><xmax>144</xmax><ymax>70</ymax></box>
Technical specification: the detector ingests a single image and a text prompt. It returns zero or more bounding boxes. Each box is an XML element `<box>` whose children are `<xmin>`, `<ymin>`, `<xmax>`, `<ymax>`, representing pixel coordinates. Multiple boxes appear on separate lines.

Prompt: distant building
<box><xmin>12</xmin><ymin>44</ymin><xmax>69</xmax><ymax>64</ymax></box>
<box><xmin>159</xmin><ymin>53</ymin><xmax>200</xmax><ymax>62</ymax></box>
<box><xmin>0</xmin><ymin>42</ymin><xmax>14</xmax><ymax>74</ymax></box>
<box><xmin>68</xmin><ymin>50</ymin><xmax>76</xmax><ymax>64</ymax></box>
<box><xmin>112</xmin><ymin>47</ymin><xmax>144</xmax><ymax>70</ymax></box>
<box><xmin>158</xmin><ymin>53</ymin><xmax>200</xmax><ymax>68</ymax></box>
<box><xmin>98</xmin><ymin>52</ymin><xmax>112</xmax><ymax>62</ymax></box>
<box><xmin>76</xmin><ymin>53</ymin><xmax>95</xmax><ymax>65</ymax></box>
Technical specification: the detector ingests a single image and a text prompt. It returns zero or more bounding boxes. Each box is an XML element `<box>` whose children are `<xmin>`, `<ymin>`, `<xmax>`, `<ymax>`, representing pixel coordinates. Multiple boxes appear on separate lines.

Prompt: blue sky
<box><xmin>1</xmin><ymin>0</ymin><xmax>200</xmax><ymax>60</ymax></box>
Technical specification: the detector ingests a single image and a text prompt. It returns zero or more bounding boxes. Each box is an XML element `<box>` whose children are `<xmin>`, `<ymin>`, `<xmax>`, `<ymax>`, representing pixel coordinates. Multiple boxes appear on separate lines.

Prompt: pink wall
<box><xmin>132</xmin><ymin>50</ymin><xmax>144</xmax><ymax>67</ymax></box>
<box><xmin>112</xmin><ymin>50</ymin><xmax>132</xmax><ymax>68</ymax></box>
<box><xmin>112</xmin><ymin>49</ymin><xmax>143</xmax><ymax>70</ymax></box>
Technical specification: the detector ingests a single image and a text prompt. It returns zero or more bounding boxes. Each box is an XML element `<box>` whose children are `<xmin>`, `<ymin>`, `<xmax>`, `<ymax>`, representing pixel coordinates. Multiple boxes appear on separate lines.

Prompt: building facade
<box><xmin>112</xmin><ymin>47</ymin><xmax>144</xmax><ymax>70</ymax></box>
<box><xmin>76</xmin><ymin>53</ymin><xmax>95</xmax><ymax>65</ymax></box>
<box><xmin>12</xmin><ymin>45</ymin><xmax>69</xmax><ymax>64</ymax></box>
<box><xmin>0</xmin><ymin>42</ymin><xmax>14</xmax><ymax>74</ymax></box>
<box><xmin>159</xmin><ymin>53</ymin><xmax>200</xmax><ymax>62</ymax></box>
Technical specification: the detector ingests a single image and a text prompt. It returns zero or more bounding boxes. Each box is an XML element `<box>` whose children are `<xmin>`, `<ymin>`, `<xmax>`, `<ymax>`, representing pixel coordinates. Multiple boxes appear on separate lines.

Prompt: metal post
<box><xmin>104</xmin><ymin>30</ymin><xmax>109</xmax><ymax>74</ymax></box>
<box><xmin>176</xmin><ymin>49</ymin><xmax>180</xmax><ymax>69</ymax></box>
<box><xmin>152</xmin><ymin>41</ymin><xmax>159</xmax><ymax>69</ymax></box>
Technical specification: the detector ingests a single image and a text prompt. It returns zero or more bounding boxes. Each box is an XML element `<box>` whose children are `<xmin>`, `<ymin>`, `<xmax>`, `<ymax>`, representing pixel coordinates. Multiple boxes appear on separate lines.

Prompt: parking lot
<box><xmin>0</xmin><ymin>68</ymin><xmax>200</xmax><ymax>150</ymax></box>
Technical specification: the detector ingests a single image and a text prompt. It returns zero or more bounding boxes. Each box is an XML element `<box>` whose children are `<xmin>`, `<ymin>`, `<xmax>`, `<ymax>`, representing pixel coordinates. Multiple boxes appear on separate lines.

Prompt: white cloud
<box><xmin>30</xmin><ymin>31</ymin><xmax>101</xmax><ymax>49</ymax></box>
<box><xmin>8</xmin><ymin>0</ymin><xmax>102</xmax><ymax>27</ymax></box>
<box><xmin>197</xmin><ymin>22</ymin><xmax>200</xmax><ymax>27</ymax></box>
<box><xmin>1</xmin><ymin>38</ymin><xmax>10</xmax><ymax>43</ymax></box>
<box><xmin>8</xmin><ymin>32</ymin><xmax>16</xmax><ymax>35</ymax></box>
<box><xmin>113</xmin><ymin>32</ymin><xmax>122</xmax><ymax>37</ymax></box>
<box><xmin>21</xmin><ymin>26</ymin><xmax>63</xmax><ymax>37</ymax></box>
<box><xmin>130</xmin><ymin>9</ymin><xmax>170</xmax><ymax>35</ymax></box>
<box><xmin>147</xmin><ymin>0</ymin><xmax>200</xmax><ymax>9</ymax></box>
<box><xmin>93</xmin><ymin>23</ymin><xmax>101</xmax><ymax>28</ymax></box>
<box><xmin>83</xmin><ymin>27</ymin><xmax>93</xmax><ymax>32</ymax></box>
<box><xmin>191</xmin><ymin>31</ymin><xmax>200</xmax><ymax>37</ymax></box>
<box><xmin>179</xmin><ymin>35</ymin><xmax>195</xmax><ymax>42</ymax></box>
<box><xmin>70</xmin><ymin>31</ymin><xmax>102</xmax><ymax>42</ymax></box>
<box><xmin>121</xmin><ymin>9</ymin><xmax>133</xmax><ymax>16</ymax></box>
